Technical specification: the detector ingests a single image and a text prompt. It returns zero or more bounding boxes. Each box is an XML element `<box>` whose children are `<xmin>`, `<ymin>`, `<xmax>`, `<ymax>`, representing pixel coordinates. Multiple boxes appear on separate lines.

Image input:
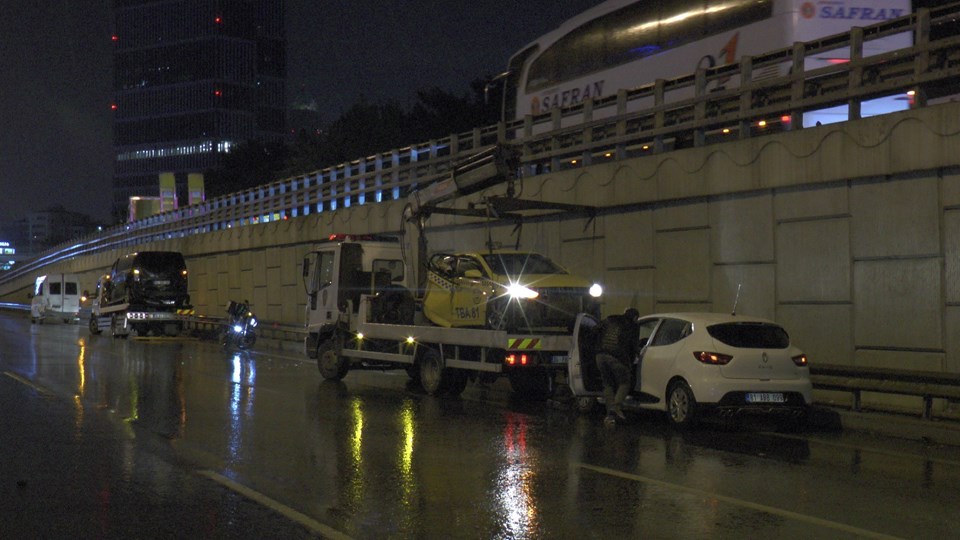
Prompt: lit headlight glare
<box><xmin>507</xmin><ymin>283</ymin><xmax>539</xmax><ymax>299</ymax></box>
<box><xmin>589</xmin><ymin>283</ymin><xmax>603</xmax><ymax>298</ymax></box>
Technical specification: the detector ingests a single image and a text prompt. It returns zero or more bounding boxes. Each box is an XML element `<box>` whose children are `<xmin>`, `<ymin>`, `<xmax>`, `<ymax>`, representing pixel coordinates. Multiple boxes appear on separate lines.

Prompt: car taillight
<box><xmin>792</xmin><ymin>354</ymin><xmax>808</xmax><ymax>367</ymax></box>
<box><xmin>694</xmin><ymin>351</ymin><xmax>732</xmax><ymax>365</ymax></box>
<box><xmin>505</xmin><ymin>353</ymin><xmax>529</xmax><ymax>366</ymax></box>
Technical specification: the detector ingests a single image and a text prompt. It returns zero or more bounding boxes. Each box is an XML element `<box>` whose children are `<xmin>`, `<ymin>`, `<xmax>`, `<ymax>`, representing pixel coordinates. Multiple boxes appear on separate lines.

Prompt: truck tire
<box><xmin>89</xmin><ymin>316</ymin><xmax>101</xmax><ymax>335</ymax></box>
<box><xmin>317</xmin><ymin>338</ymin><xmax>349</xmax><ymax>381</ymax></box>
<box><xmin>419</xmin><ymin>349</ymin><xmax>448</xmax><ymax>396</ymax></box>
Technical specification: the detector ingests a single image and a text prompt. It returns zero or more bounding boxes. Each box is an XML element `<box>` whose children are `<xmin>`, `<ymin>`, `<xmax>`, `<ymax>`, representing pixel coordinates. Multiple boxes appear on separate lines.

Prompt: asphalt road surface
<box><xmin>2</xmin><ymin>313</ymin><xmax>959</xmax><ymax>539</ymax></box>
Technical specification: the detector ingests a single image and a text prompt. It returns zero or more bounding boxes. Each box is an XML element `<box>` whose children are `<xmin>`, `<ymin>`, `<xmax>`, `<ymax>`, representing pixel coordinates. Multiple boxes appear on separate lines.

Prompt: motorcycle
<box><xmin>221</xmin><ymin>299</ymin><xmax>258</xmax><ymax>349</ymax></box>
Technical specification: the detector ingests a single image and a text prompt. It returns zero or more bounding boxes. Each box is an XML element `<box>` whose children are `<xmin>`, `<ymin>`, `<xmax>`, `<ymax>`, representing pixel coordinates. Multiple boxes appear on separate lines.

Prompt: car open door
<box><xmin>568</xmin><ymin>312</ymin><xmax>604</xmax><ymax>396</ymax></box>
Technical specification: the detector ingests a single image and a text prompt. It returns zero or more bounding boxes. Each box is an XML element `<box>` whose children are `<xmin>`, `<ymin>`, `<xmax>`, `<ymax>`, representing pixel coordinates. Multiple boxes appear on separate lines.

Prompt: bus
<box><xmin>502</xmin><ymin>0</ymin><xmax>913</xmax><ymax>129</ymax></box>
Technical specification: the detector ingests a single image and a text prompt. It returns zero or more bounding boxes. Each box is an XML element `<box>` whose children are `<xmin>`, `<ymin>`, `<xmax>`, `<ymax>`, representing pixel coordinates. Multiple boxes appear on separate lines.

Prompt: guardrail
<box><xmin>811</xmin><ymin>364</ymin><xmax>960</xmax><ymax>420</ymax></box>
<box><xmin>182</xmin><ymin>315</ymin><xmax>306</xmax><ymax>344</ymax></box>
<box><xmin>5</xmin><ymin>4</ymin><xmax>960</xmax><ymax>288</ymax></box>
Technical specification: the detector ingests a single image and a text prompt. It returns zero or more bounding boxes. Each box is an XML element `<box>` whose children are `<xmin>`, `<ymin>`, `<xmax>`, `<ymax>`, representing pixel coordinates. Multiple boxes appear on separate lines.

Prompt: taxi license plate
<box><xmin>746</xmin><ymin>392</ymin><xmax>785</xmax><ymax>403</ymax></box>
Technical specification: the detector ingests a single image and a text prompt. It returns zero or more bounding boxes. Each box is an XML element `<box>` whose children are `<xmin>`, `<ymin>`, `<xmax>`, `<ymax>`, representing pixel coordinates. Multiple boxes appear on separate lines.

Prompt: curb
<box><xmin>811</xmin><ymin>406</ymin><xmax>960</xmax><ymax>448</ymax></box>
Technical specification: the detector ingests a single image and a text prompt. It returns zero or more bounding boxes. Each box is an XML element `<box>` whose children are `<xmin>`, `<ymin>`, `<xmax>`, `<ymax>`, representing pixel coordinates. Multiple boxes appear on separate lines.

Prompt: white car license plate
<box><xmin>746</xmin><ymin>392</ymin><xmax>785</xmax><ymax>403</ymax></box>
<box><xmin>155</xmin><ymin>280</ymin><xmax>170</xmax><ymax>286</ymax></box>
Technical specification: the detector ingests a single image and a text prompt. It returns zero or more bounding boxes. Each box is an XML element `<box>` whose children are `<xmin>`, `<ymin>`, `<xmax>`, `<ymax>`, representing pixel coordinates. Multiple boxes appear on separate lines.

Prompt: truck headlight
<box><xmin>506</xmin><ymin>282</ymin><xmax>539</xmax><ymax>299</ymax></box>
<box><xmin>589</xmin><ymin>283</ymin><xmax>603</xmax><ymax>298</ymax></box>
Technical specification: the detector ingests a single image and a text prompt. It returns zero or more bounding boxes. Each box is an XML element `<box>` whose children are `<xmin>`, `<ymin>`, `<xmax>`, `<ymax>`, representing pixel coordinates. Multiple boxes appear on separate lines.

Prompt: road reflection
<box><xmin>227</xmin><ymin>352</ymin><xmax>256</xmax><ymax>468</ymax></box>
<box><xmin>496</xmin><ymin>411</ymin><xmax>539</xmax><ymax>538</ymax></box>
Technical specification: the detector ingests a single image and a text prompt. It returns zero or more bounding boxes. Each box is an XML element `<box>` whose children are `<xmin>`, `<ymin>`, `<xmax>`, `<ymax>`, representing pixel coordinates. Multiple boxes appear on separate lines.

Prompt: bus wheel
<box><xmin>317</xmin><ymin>338</ymin><xmax>348</xmax><ymax>381</ymax></box>
<box><xmin>89</xmin><ymin>316</ymin><xmax>101</xmax><ymax>335</ymax></box>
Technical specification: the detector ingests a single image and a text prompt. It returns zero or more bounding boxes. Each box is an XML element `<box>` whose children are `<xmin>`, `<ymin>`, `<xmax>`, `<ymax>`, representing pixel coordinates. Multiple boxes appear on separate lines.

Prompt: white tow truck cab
<box><xmin>29</xmin><ymin>273</ymin><xmax>82</xmax><ymax>324</ymax></box>
<box><xmin>302</xmin><ymin>234</ymin><xmax>570</xmax><ymax>398</ymax></box>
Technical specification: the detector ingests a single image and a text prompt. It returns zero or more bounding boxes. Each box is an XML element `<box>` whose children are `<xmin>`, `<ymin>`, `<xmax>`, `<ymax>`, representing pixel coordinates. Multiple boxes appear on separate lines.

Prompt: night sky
<box><xmin>0</xmin><ymin>0</ymin><xmax>602</xmax><ymax>224</ymax></box>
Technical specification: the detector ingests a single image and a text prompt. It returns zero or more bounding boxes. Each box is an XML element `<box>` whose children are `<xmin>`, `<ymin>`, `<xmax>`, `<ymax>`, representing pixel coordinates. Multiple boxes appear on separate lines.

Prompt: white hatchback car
<box><xmin>569</xmin><ymin>312</ymin><xmax>812</xmax><ymax>427</ymax></box>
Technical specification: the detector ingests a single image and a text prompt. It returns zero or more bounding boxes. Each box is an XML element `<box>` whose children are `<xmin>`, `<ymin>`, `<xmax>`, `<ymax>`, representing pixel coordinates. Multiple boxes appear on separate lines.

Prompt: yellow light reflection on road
<box><xmin>396</xmin><ymin>399</ymin><xmax>418</xmax><ymax>524</ymax></box>
<box><xmin>346</xmin><ymin>397</ymin><xmax>365</xmax><ymax>508</ymax></box>
<box><xmin>75</xmin><ymin>338</ymin><xmax>87</xmax><ymax>398</ymax></box>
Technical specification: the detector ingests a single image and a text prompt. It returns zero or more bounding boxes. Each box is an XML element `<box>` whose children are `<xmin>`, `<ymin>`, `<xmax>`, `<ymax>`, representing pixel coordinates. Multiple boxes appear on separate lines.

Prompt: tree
<box><xmin>206</xmin><ymin>78</ymin><xmax>502</xmax><ymax>192</ymax></box>
<box><xmin>204</xmin><ymin>139</ymin><xmax>287</xmax><ymax>198</ymax></box>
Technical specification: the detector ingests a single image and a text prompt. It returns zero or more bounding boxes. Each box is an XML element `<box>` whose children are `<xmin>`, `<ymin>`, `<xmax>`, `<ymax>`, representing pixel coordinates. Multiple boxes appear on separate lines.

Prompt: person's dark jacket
<box><xmin>596</xmin><ymin>313</ymin><xmax>639</xmax><ymax>364</ymax></box>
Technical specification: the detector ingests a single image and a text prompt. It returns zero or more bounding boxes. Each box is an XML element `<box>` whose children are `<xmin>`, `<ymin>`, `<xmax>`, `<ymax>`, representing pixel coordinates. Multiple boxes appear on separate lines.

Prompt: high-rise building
<box><xmin>112</xmin><ymin>0</ymin><xmax>285</xmax><ymax>221</ymax></box>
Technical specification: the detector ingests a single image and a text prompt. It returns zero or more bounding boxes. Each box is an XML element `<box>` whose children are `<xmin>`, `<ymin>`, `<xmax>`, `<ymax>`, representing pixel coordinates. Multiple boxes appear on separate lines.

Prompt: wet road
<box><xmin>2</xmin><ymin>313</ymin><xmax>959</xmax><ymax>539</ymax></box>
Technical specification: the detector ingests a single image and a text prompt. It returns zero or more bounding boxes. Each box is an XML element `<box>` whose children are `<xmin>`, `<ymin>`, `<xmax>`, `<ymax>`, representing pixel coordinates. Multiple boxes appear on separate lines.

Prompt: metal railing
<box><xmin>4</xmin><ymin>5</ymin><xmax>960</xmax><ymax>288</ymax></box>
<box><xmin>811</xmin><ymin>364</ymin><xmax>960</xmax><ymax>420</ymax></box>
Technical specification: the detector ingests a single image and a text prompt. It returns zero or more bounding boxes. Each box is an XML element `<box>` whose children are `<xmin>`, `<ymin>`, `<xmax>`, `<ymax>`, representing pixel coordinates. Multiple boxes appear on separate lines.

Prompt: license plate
<box><xmin>154</xmin><ymin>280</ymin><xmax>170</xmax><ymax>286</ymax></box>
<box><xmin>551</xmin><ymin>355</ymin><xmax>569</xmax><ymax>364</ymax></box>
<box><xmin>746</xmin><ymin>392</ymin><xmax>785</xmax><ymax>403</ymax></box>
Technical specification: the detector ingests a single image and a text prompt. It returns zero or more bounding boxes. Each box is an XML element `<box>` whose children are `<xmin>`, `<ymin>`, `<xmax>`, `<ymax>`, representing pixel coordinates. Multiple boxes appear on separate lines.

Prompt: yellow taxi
<box><xmin>422</xmin><ymin>250</ymin><xmax>602</xmax><ymax>333</ymax></box>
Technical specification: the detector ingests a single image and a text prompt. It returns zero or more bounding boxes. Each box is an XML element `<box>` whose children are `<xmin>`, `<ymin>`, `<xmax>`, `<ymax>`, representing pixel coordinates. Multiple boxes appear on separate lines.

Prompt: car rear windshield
<box><xmin>707</xmin><ymin>322</ymin><xmax>789</xmax><ymax>349</ymax></box>
<box><xmin>482</xmin><ymin>253</ymin><xmax>566</xmax><ymax>276</ymax></box>
<box><xmin>136</xmin><ymin>252</ymin><xmax>186</xmax><ymax>275</ymax></box>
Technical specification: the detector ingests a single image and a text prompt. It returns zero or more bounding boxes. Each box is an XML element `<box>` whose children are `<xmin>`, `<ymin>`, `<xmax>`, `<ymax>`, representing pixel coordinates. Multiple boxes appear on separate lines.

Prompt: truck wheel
<box><xmin>667</xmin><ymin>380</ymin><xmax>698</xmax><ymax>428</ymax></box>
<box><xmin>89</xmin><ymin>316</ymin><xmax>101</xmax><ymax>335</ymax></box>
<box><xmin>419</xmin><ymin>349</ymin><xmax>447</xmax><ymax>396</ymax></box>
<box><xmin>317</xmin><ymin>338</ymin><xmax>348</xmax><ymax>381</ymax></box>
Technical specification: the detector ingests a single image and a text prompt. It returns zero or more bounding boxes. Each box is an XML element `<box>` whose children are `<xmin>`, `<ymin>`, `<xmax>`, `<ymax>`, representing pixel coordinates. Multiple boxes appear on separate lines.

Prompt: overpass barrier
<box><xmin>4</xmin><ymin>5</ymin><xmax>960</xmax><ymax>288</ymax></box>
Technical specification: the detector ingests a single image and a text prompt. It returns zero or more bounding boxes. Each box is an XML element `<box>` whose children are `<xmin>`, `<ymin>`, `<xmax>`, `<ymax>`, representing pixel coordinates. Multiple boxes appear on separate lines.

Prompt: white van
<box><xmin>29</xmin><ymin>274</ymin><xmax>82</xmax><ymax>324</ymax></box>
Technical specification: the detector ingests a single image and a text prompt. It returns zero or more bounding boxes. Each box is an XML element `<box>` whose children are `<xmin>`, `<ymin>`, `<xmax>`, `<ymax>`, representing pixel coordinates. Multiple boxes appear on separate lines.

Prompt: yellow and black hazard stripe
<box><xmin>507</xmin><ymin>337</ymin><xmax>541</xmax><ymax>350</ymax></box>
<box><xmin>176</xmin><ymin>308</ymin><xmax>195</xmax><ymax>316</ymax></box>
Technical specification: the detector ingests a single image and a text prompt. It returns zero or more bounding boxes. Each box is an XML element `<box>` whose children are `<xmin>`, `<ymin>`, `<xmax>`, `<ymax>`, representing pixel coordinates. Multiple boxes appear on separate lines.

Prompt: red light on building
<box><xmin>110</xmin><ymin>103</ymin><xmax>118</xmax><ymax>111</ymax></box>
<box><xmin>111</xmin><ymin>35</ymin><xmax>119</xmax><ymax>42</ymax></box>
<box><xmin>215</xmin><ymin>16</ymin><xmax>222</xmax><ymax>24</ymax></box>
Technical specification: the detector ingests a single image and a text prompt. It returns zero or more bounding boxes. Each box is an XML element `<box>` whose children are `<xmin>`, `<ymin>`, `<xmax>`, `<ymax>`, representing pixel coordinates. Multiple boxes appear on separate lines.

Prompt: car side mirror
<box><xmin>464</xmin><ymin>269</ymin><xmax>482</xmax><ymax>278</ymax></box>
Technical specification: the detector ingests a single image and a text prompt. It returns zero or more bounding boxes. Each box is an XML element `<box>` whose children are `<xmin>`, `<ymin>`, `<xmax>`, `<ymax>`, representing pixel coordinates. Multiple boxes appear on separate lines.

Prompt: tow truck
<box><xmin>302</xmin><ymin>145</ymin><xmax>597</xmax><ymax>398</ymax></box>
<box><xmin>89</xmin><ymin>251</ymin><xmax>194</xmax><ymax>338</ymax></box>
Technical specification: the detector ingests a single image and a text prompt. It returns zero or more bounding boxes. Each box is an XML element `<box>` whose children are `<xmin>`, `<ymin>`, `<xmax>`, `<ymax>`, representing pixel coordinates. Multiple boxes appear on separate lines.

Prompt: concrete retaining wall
<box><xmin>6</xmin><ymin>103</ymin><xmax>960</xmax><ymax>409</ymax></box>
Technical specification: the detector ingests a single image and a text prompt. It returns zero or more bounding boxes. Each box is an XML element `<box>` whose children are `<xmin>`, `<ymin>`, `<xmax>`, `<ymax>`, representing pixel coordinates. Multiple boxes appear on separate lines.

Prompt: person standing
<box><xmin>595</xmin><ymin>307</ymin><xmax>640</xmax><ymax>426</ymax></box>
